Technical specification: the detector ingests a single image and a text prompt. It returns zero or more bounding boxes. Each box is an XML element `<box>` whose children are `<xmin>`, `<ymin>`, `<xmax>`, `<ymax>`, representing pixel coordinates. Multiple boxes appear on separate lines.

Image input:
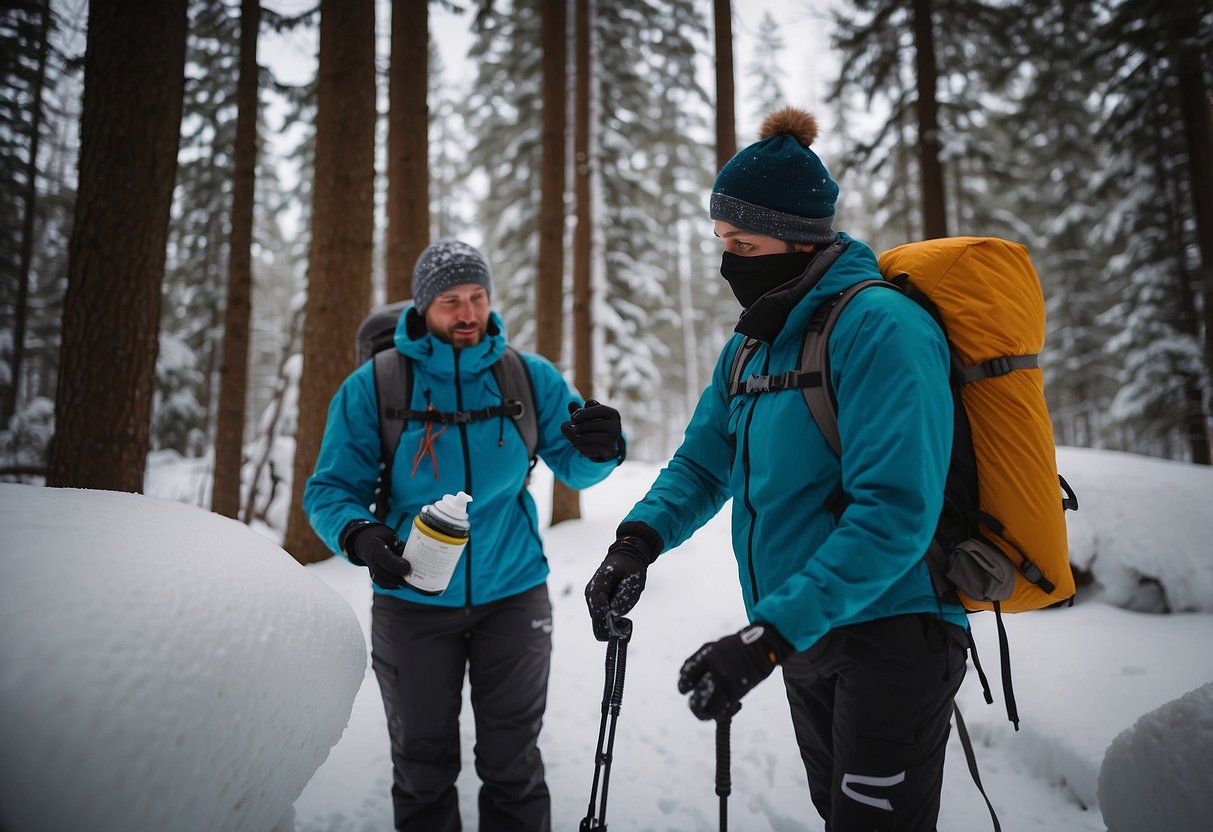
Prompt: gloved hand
<box><xmin>341</xmin><ymin>521</ymin><xmax>412</xmax><ymax>590</ymax></box>
<box><xmin>585</xmin><ymin>536</ymin><xmax>654</xmax><ymax>640</ymax></box>
<box><xmin>561</xmin><ymin>399</ymin><xmax>625</xmax><ymax>462</ymax></box>
<box><xmin>677</xmin><ymin>623</ymin><xmax>794</xmax><ymax>720</ymax></box>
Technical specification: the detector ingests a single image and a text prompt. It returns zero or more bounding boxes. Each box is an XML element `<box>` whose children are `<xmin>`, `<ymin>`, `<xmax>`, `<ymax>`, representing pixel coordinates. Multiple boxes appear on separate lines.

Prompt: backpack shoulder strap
<box><xmin>726</xmin><ymin>337</ymin><xmax>764</xmax><ymax>396</ymax></box>
<box><xmin>490</xmin><ymin>346</ymin><xmax>539</xmax><ymax>463</ymax></box>
<box><xmin>799</xmin><ymin>279</ymin><xmax>900</xmax><ymax>457</ymax></box>
<box><xmin>371</xmin><ymin>347</ymin><xmax>411</xmax><ymax>521</ymax></box>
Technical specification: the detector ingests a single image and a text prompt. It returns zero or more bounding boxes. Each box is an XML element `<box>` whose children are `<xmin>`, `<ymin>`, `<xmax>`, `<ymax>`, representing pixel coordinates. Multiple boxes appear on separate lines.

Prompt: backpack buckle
<box><xmin>986</xmin><ymin>356</ymin><xmax>1013</xmax><ymax>377</ymax></box>
<box><xmin>745</xmin><ymin>375</ymin><xmax>771</xmax><ymax>394</ymax></box>
<box><xmin>504</xmin><ymin>398</ymin><xmax>525</xmax><ymax>420</ymax></box>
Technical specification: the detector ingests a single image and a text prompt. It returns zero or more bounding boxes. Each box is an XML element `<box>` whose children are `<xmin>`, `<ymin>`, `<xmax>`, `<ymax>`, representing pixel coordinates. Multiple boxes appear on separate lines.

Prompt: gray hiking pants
<box><xmin>782</xmin><ymin>613</ymin><xmax>968</xmax><ymax>832</ymax></box>
<box><xmin>370</xmin><ymin>584</ymin><xmax>553</xmax><ymax>832</ymax></box>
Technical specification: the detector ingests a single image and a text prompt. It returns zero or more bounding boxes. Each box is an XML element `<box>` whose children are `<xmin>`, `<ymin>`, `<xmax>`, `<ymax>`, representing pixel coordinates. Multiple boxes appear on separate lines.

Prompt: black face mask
<box><xmin>720</xmin><ymin>250</ymin><xmax>814</xmax><ymax>308</ymax></box>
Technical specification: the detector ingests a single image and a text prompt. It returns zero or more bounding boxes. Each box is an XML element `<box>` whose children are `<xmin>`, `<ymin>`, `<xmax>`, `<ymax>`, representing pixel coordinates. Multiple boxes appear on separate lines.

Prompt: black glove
<box><xmin>585</xmin><ymin>536</ymin><xmax>654</xmax><ymax>641</ymax></box>
<box><xmin>677</xmin><ymin>623</ymin><xmax>794</xmax><ymax>720</ymax></box>
<box><xmin>341</xmin><ymin>521</ymin><xmax>412</xmax><ymax>590</ymax></box>
<box><xmin>561</xmin><ymin>399</ymin><xmax>625</xmax><ymax>462</ymax></box>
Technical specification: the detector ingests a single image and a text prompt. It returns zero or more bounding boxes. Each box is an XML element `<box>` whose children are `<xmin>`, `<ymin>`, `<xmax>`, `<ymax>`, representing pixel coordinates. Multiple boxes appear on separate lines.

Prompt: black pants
<box><xmin>781</xmin><ymin>614</ymin><xmax>967</xmax><ymax>832</ymax></box>
<box><xmin>370</xmin><ymin>584</ymin><xmax>553</xmax><ymax>832</ymax></box>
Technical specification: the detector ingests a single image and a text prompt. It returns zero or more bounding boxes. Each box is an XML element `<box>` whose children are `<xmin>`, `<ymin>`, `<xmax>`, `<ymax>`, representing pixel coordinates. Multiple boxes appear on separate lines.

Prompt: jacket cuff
<box><xmin>339</xmin><ymin>519</ymin><xmax>376</xmax><ymax>565</ymax></box>
<box><xmin>616</xmin><ymin>521</ymin><xmax>664</xmax><ymax>563</ymax></box>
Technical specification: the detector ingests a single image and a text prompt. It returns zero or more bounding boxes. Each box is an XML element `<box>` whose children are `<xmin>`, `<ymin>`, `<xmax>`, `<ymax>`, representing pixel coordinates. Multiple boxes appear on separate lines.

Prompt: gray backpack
<box><xmin>355</xmin><ymin>301</ymin><xmax>539</xmax><ymax>519</ymax></box>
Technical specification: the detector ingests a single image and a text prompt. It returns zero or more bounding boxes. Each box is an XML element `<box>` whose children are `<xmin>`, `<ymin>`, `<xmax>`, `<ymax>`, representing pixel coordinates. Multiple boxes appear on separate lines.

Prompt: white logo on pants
<box><xmin>841</xmin><ymin>770</ymin><xmax>906</xmax><ymax>811</ymax></box>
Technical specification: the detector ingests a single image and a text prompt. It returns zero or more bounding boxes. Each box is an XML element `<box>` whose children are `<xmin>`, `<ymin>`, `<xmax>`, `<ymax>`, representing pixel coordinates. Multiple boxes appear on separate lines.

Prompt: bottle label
<box><xmin>402</xmin><ymin>519</ymin><xmax>468</xmax><ymax>594</ymax></box>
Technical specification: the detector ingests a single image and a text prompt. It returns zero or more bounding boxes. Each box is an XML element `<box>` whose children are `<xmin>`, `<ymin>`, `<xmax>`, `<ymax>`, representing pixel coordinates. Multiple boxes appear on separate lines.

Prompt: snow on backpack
<box><xmin>355</xmin><ymin>300</ymin><xmax>539</xmax><ymax>520</ymax></box>
<box><xmin>727</xmin><ymin>236</ymin><xmax>1079</xmax><ymax>730</ymax></box>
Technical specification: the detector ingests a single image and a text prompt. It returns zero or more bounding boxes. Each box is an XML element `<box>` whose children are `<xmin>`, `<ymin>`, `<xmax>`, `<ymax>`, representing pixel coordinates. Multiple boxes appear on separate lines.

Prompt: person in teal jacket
<box><xmin>584</xmin><ymin>108</ymin><xmax>969</xmax><ymax>830</ymax></box>
<box><xmin>306</xmin><ymin>239</ymin><xmax>623</xmax><ymax>832</ymax></box>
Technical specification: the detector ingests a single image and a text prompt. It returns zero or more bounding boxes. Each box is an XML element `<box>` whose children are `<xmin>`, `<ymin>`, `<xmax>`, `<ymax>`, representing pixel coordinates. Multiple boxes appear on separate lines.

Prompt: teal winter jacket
<box><xmin>622</xmin><ymin>234</ymin><xmax>967</xmax><ymax>651</ymax></box>
<box><xmin>305</xmin><ymin>307</ymin><xmax>619</xmax><ymax>608</ymax></box>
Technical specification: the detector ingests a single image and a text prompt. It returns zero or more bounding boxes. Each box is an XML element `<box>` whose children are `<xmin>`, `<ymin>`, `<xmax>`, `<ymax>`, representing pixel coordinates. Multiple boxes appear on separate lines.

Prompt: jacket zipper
<box><xmin>454</xmin><ymin>349</ymin><xmax>474</xmax><ymax>610</ymax></box>
<box><xmin>740</xmin><ymin>349</ymin><xmax>768</xmax><ymax>604</ymax></box>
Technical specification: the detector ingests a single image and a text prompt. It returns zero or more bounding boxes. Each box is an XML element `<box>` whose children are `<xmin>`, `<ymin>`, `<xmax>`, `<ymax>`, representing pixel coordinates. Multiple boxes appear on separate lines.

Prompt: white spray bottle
<box><xmin>401</xmin><ymin>491</ymin><xmax>472</xmax><ymax>595</ymax></box>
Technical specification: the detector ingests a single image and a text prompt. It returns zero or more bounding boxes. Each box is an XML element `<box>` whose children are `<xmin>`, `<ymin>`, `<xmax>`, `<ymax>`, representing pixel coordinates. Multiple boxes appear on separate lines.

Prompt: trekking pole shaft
<box><xmin>716</xmin><ymin>714</ymin><xmax>732</xmax><ymax>832</ymax></box>
<box><xmin>597</xmin><ymin>637</ymin><xmax>627</xmax><ymax>823</ymax></box>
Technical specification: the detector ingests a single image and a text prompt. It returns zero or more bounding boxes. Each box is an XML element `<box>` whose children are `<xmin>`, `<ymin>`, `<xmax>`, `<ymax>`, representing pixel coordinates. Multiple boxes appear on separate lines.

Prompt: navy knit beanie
<box><xmin>411</xmin><ymin>239</ymin><xmax>493</xmax><ymax>314</ymax></box>
<box><xmin>710</xmin><ymin>107</ymin><xmax>839</xmax><ymax>244</ymax></box>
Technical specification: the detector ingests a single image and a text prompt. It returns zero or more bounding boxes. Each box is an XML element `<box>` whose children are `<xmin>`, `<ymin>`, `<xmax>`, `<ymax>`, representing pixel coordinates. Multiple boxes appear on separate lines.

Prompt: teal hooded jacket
<box><xmin>304</xmin><ymin>307</ymin><xmax>619</xmax><ymax>608</ymax></box>
<box><xmin>622</xmin><ymin>234</ymin><xmax>967</xmax><ymax>651</ymax></box>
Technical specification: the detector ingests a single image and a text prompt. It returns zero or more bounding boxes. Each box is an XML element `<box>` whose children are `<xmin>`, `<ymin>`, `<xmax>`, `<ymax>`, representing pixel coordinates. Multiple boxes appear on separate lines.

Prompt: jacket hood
<box><xmin>393</xmin><ymin>304</ymin><xmax>508</xmax><ymax>377</ymax></box>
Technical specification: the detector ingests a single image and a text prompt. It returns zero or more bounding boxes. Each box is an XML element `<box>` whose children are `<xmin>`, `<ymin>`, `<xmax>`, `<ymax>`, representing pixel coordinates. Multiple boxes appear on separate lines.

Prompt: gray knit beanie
<box><xmin>411</xmin><ymin>239</ymin><xmax>493</xmax><ymax>314</ymax></box>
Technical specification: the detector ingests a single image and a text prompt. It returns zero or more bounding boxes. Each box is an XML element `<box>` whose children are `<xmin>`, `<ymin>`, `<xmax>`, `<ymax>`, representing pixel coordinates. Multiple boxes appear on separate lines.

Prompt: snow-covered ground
<box><xmin>3</xmin><ymin>445</ymin><xmax>1211</xmax><ymax>831</ymax></box>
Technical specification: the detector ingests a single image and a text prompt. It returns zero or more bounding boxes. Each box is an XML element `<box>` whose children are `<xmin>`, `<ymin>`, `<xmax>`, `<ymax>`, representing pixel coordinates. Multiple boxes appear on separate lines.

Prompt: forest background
<box><xmin>1</xmin><ymin>0</ymin><xmax>1210</xmax><ymax>564</ymax></box>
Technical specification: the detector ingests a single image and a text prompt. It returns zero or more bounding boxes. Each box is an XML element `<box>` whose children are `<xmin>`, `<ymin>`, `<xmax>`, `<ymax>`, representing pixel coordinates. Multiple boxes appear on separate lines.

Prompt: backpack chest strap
<box><xmin>728</xmin><ymin>370</ymin><xmax>824</xmax><ymax>396</ymax></box>
<box><xmin>385</xmin><ymin>401</ymin><xmax>524</xmax><ymax>425</ymax></box>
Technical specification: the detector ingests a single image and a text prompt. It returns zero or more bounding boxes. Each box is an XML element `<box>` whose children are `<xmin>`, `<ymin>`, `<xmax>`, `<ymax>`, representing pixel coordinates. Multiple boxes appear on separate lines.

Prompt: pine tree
<box><xmin>46</xmin><ymin>0</ymin><xmax>189</xmax><ymax>490</ymax></box>
<box><xmin>745</xmin><ymin>12</ymin><xmax>785</xmax><ymax>126</ymax></box>
<box><xmin>212</xmin><ymin>0</ymin><xmax>261</xmax><ymax>518</ymax></box>
<box><xmin>282</xmin><ymin>0</ymin><xmax>377</xmax><ymax>563</ymax></box>
<box><xmin>1</xmin><ymin>0</ymin><xmax>51</xmax><ymax>426</ymax></box>
<box><xmin>1000</xmin><ymin>0</ymin><xmax>1119</xmax><ymax>449</ymax></box>
<box><xmin>465</xmin><ymin>0</ymin><xmax>544</xmax><ymax>348</ymax></box>
<box><xmin>386</xmin><ymin>0</ymin><xmax>430</xmax><ymax>301</ymax></box>
<box><xmin>0</xmin><ymin>0</ymin><xmax>80</xmax><ymax>481</ymax></box>
<box><xmin>1093</xmin><ymin>0</ymin><xmax>1211</xmax><ymax>463</ymax></box>
<box><xmin>156</xmin><ymin>0</ymin><xmax>244</xmax><ymax>456</ymax></box>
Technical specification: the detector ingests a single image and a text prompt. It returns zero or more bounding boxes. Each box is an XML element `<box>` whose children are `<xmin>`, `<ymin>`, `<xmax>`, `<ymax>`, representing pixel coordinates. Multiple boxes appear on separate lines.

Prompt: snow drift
<box><xmin>1098</xmin><ymin>681</ymin><xmax>1213</xmax><ymax>832</ymax></box>
<box><xmin>0</xmin><ymin>485</ymin><xmax>366</xmax><ymax>832</ymax></box>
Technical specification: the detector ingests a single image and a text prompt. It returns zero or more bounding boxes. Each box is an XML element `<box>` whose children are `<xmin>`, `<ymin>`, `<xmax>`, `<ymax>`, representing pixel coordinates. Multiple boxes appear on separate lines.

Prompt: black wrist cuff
<box><xmin>615</xmin><ymin>521</ymin><xmax>663</xmax><ymax>564</ymax></box>
<box><xmin>339</xmin><ymin>519</ymin><xmax>376</xmax><ymax>563</ymax></box>
<box><xmin>749</xmin><ymin>622</ymin><xmax>795</xmax><ymax>664</ymax></box>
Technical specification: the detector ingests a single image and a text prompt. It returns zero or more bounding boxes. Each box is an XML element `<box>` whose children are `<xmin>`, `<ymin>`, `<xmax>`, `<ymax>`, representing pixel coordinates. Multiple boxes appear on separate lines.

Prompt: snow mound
<box><xmin>1097</xmin><ymin>681</ymin><xmax>1213</xmax><ymax>832</ymax></box>
<box><xmin>0</xmin><ymin>485</ymin><xmax>366</xmax><ymax>832</ymax></box>
<box><xmin>1058</xmin><ymin>446</ymin><xmax>1213</xmax><ymax>612</ymax></box>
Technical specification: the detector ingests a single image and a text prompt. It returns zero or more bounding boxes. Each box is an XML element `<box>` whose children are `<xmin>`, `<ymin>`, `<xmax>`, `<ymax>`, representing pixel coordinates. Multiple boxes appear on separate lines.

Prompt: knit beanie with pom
<box><xmin>710</xmin><ymin>107</ymin><xmax>839</xmax><ymax>244</ymax></box>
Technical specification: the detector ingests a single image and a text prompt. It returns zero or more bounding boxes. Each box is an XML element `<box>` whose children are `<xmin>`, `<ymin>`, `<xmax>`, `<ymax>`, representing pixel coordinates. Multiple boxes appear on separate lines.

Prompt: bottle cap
<box><xmin>434</xmin><ymin>491</ymin><xmax>472</xmax><ymax>523</ymax></box>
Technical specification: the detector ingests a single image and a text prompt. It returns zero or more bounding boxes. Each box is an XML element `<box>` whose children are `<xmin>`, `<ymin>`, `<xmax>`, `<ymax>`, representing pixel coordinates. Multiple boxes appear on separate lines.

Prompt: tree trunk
<box><xmin>386</xmin><ymin>0</ymin><xmax>430</xmax><ymax>301</ymax></box>
<box><xmin>282</xmin><ymin>0</ymin><xmax>377</xmax><ymax>563</ymax></box>
<box><xmin>538</xmin><ymin>0</ymin><xmax>577</xmax><ymax>525</ymax></box>
<box><xmin>45</xmin><ymin>0</ymin><xmax>188</xmax><ymax>491</ymax></box>
<box><xmin>911</xmin><ymin>0</ymin><xmax>948</xmax><ymax>239</ymax></box>
<box><xmin>713</xmin><ymin>0</ymin><xmax>735</xmax><ymax>171</ymax></box>
<box><xmin>5</xmin><ymin>0</ymin><xmax>51</xmax><ymax>425</ymax></box>
<box><xmin>572</xmin><ymin>0</ymin><xmax>593</xmax><ymax>401</ymax></box>
<box><xmin>212</xmin><ymin>0</ymin><xmax>261</xmax><ymax>517</ymax></box>
<box><xmin>556</xmin><ymin>0</ymin><xmax>596</xmax><ymax>527</ymax></box>
<box><xmin>1170</xmin><ymin>8</ymin><xmax>1213</xmax><ymax>455</ymax></box>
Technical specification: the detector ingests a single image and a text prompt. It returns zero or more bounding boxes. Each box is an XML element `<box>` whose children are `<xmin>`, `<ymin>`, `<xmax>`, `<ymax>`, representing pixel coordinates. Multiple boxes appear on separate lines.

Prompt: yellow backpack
<box><xmin>878</xmin><ymin>237</ymin><xmax>1077</xmax><ymax>613</ymax></box>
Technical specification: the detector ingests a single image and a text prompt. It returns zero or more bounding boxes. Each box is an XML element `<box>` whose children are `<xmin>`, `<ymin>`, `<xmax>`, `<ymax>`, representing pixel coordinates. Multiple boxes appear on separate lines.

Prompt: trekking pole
<box><xmin>715</xmin><ymin>704</ymin><xmax>739</xmax><ymax>832</ymax></box>
<box><xmin>580</xmin><ymin>612</ymin><xmax>633</xmax><ymax>831</ymax></box>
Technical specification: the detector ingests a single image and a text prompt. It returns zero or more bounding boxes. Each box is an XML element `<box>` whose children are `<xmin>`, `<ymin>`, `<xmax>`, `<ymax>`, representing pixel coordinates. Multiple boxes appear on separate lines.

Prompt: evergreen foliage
<box><xmin>156</xmin><ymin>0</ymin><xmax>243</xmax><ymax>455</ymax></box>
<box><xmin>829</xmin><ymin>0</ymin><xmax>1212</xmax><ymax>462</ymax></box>
<box><xmin>465</xmin><ymin>0</ymin><xmax>544</xmax><ymax>348</ymax></box>
<box><xmin>0</xmin><ymin>0</ymin><xmax>77</xmax><ymax>477</ymax></box>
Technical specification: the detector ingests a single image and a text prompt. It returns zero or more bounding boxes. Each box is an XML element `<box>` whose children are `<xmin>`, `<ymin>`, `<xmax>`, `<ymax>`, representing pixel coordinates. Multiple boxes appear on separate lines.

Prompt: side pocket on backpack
<box><xmin>946</xmin><ymin>537</ymin><xmax>1015</xmax><ymax>602</ymax></box>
